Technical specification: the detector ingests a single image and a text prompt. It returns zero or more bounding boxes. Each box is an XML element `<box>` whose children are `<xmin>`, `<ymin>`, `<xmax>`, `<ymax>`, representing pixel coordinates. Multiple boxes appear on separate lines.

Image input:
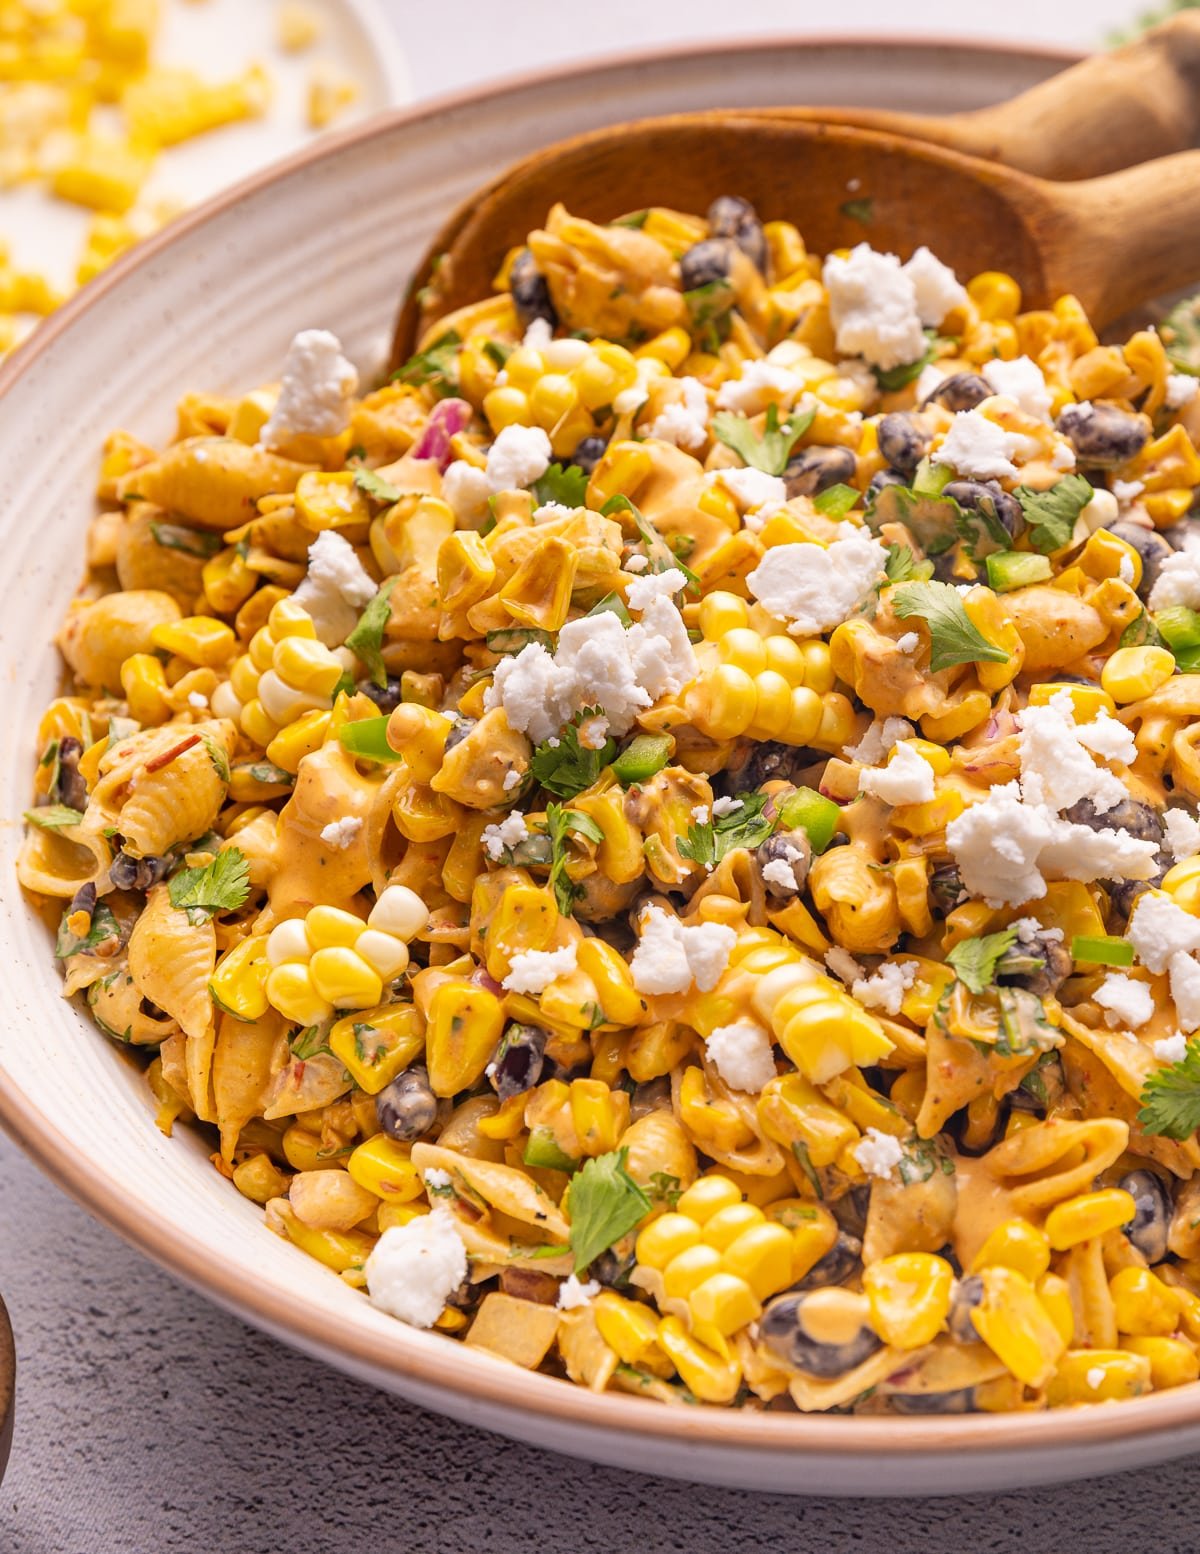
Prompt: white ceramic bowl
<box><xmin>7</xmin><ymin>36</ymin><xmax>1200</xmax><ymax>1496</ymax></box>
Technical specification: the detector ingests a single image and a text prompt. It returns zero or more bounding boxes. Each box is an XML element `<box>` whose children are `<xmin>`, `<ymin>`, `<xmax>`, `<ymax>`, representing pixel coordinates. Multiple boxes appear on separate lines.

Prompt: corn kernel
<box><xmin>662</xmin><ymin>1243</ymin><xmax>725</xmax><ymax>1302</ymax></box>
<box><xmin>328</xmin><ymin>1003</ymin><xmax>424</xmax><ymax>1094</ymax></box>
<box><xmin>720</xmin><ymin>1222</ymin><xmax>795</xmax><ymax>1301</ymax></box>
<box><xmin>593</xmin><ymin>1291</ymin><xmax>670</xmax><ymax>1373</ymax></box>
<box><xmin>1100</xmin><ymin>646</ymin><xmax>1176</xmax><ymax>703</ymax></box>
<box><xmin>210</xmin><ymin>935</ymin><xmax>270</xmax><ymax>1021</ymax></box>
<box><xmin>656</xmin><ymin>1315</ymin><xmax>741</xmax><ymax>1404</ymax></box>
<box><xmin>1045</xmin><ymin>1189</ymin><xmax>1136</xmax><ymax>1251</ymax></box>
<box><xmin>1110</xmin><ymin>1266</ymin><xmax>1181</xmax><ymax>1337</ymax></box>
<box><xmin>1123</xmin><ymin>1336</ymin><xmax>1200</xmax><ymax>1390</ymax></box>
<box><xmin>676</xmin><ymin>1175</ymin><xmax>743</xmax><ymax>1224</ymax></box>
<box><xmin>308</xmin><ymin>946</ymin><xmax>382</xmax><ymax>1009</ymax></box>
<box><xmin>971</xmin><ymin>1217</ymin><xmax>1051</xmax><ymax>1282</ymax></box>
<box><xmin>1046</xmin><ymin>1349</ymin><xmax>1151</xmax><ymax>1405</ymax></box>
<box><xmin>636</xmin><ymin>1212</ymin><xmax>702</xmax><ymax>1270</ymax></box>
<box><xmin>970</xmin><ymin>1265</ymin><xmax>1068</xmax><ymax>1387</ymax></box>
<box><xmin>150</xmin><ymin>616</ymin><xmax>236</xmax><ymax>667</ymax></box>
<box><xmin>266</xmin><ymin>963</ymin><xmax>333</xmax><ymax>1026</ymax></box>
<box><xmin>701</xmin><ymin>1202</ymin><xmax>765</xmax><ymax>1252</ymax></box>
<box><xmin>688</xmin><ymin>1270</ymin><xmax>761</xmax><ymax>1338</ymax></box>
<box><xmin>347</xmin><ymin>1134</ymin><xmax>422</xmax><ymax>1200</ymax></box>
<box><xmin>863</xmin><ymin>1253</ymin><xmax>954</xmax><ymax>1348</ymax></box>
<box><xmin>273</xmin><ymin>635</ymin><xmax>344</xmax><ymax>697</ymax></box>
<box><xmin>305</xmin><ymin>905</ymin><xmax>365</xmax><ymax>950</ymax></box>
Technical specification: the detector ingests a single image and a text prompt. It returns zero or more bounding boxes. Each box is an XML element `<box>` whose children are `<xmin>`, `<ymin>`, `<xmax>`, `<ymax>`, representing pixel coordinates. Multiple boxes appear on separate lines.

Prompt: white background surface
<box><xmin>5</xmin><ymin>1</ymin><xmax>1200</xmax><ymax>1549</ymax></box>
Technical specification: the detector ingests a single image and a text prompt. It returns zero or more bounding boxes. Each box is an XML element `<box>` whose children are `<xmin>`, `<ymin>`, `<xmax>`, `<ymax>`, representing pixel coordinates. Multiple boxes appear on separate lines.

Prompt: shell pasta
<box><xmin>24</xmin><ymin>192</ymin><xmax>1200</xmax><ymax>1415</ymax></box>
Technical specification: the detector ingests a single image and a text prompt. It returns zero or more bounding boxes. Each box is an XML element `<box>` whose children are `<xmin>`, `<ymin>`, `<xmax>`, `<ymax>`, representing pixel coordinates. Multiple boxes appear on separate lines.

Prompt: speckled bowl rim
<box><xmin>8</xmin><ymin>31</ymin><xmax>1194</xmax><ymax>1463</ymax></box>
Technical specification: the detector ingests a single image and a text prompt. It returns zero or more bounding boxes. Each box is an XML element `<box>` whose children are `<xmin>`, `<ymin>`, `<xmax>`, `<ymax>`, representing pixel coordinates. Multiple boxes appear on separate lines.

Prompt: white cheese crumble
<box><xmin>1164</xmin><ymin>808</ymin><xmax>1200</xmax><ymax>863</ymax></box>
<box><xmin>823</xmin><ymin>244</ymin><xmax>926</xmax><ymax>371</ymax></box>
<box><xmin>533</xmin><ymin>500</ymin><xmax>576</xmax><ymax>525</ymax></box>
<box><xmin>714</xmin><ymin>359</ymin><xmax>804</xmax><ymax>415</ymax></box>
<box><xmin>485</xmin><ymin>597</ymin><xmax>696</xmax><ymax>744</ymax></box>
<box><xmin>690</xmin><ymin>803</ymin><xmax>710</xmax><ymax>825</ymax></box>
<box><xmin>1153</xmin><ymin>1033</ymin><xmax>1189</xmax><ymax>1063</ymax></box>
<box><xmin>852</xmin><ymin>960</ymin><xmax>918</xmax><ymax>1017</ymax></box>
<box><xmin>712</xmin><ymin>796</ymin><xmax>743</xmax><ymax>817</ymax></box>
<box><xmin>1112</xmin><ymin>479</ymin><xmax>1145</xmax><ymax>507</ymax></box>
<box><xmin>442</xmin><ymin>460</ymin><xmax>491</xmax><ymax>523</ymax></box>
<box><xmin>557</xmin><ymin>1274</ymin><xmax>600</xmax><ymax>1311</ymax></box>
<box><xmin>1149</xmin><ymin>536</ymin><xmax>1200</xmax><ymax>612</ymax></box>
<box><xmin>914</xmin><ymin>362</ymin><xmax>948</xmax><ymax>401</ymax></box>
<box><xmin>626</xmin><ymin>568</ymin><xmax>688</xmax><ymax>611</ymax></box>
<box><xmin>747</xmin><ymin>532</ymin><xmax>887</xmax><ymax>638</ymax></box>
<box><xmin>1166</xmin><ymin>373</ymin><xmax>1199</xmax><ymax>409</ymax></box>
<box><xmin>502</xmin><ymin>942</ymin><xmax>578</xmax><ymax>995</ymax></box>
<box><xmin>825</xmin><ymin>946</ymin><xmax>865</xmax><ymax>986</ymax></box>
<box><xmin>761</xmin><ymin>857</ymin><xmax>799</xmax><ymax>893</ymax></box>
<box><xmin>858</xmin><ymin>743</ymin><xmax>935</xmax><ymax>807</ymax></box>
<box><xmin>365</xmin><ymin>1208</ymin><xmax>468</xmax><ymax>1328</ymax></box>
<box><xmin>1075</xmin><ymin>713</ymin><xmax>1137</xmax><ymax>767</ymax></box>
<box><xmin>1018</xmin><ymin>691</ymin><xmax>1127</xmax><ymax>814</ymax></box>
<box><xmin>502</xmin><ymin>769</ymin><xmax>521</xmax><ymax>793</ymax></box>
<box><xmin>292</xmin><ymin>530</ymin><xmax>378</xmax><ymax>647</ymax></box>
<box><xmin>624</xmin><ymin>554</ymin><xmax>650</xmax><ymax>573</ymax></box>
<box><xmin>481</xmin><ymin>811</ymin><xmax>529</xmax><ymax>862</ymax></box>
<box><xmin>522</xmin><ymin>317</ymin><xmax>553</xmax><ymax>349</ymax></box>
<box><xmin>629</xmin><ymin>905</ymin><xmax>736</xmax><ymax>996</ymax></box>
<box><xmin>896</xmin><ymin>631</ymin><xmax>920</xmax><ymax>653</ymax></box>
<box><xmin>705</xmin><ymin>1020</ymin><xmax>778</xmax><ymax>1093</ymax></box>
<box><xmin>649</xmin><ymin>376</ymin><xmax>709</xmax><ymax>450</ymax></box>
<box><xmin>319</xmin><ymin>816</ymin><xmax>362</xmax><ymax>851</ymax></box>
<box><xmin>1093</xmin><ymin>973</ymin><xmax>1154</xmax><ymax>1030</ymax></box>
<box><xmin>1169</xmin><ymin>951</ymin><xmax>1200</xmax><ymax>1031</ymax></box>
<box><xmin>1119</xmin><ymin>554</ymin><xmax>1135</xmax><ymax>585</ymax></box>
<box><xmin>423</xmin><ymin>1167</ymin><xmax>453</xmax><ymax>1190</ymax></box>
<box><xmin>845</xmin><ymin>717</ymin><xmax>914</xmax><ymax>765</ymax></box>
<box><xmin>981</xmin><ymin>355</ymin><xmax>1052</xmax><ymax>421</ymax></box>
<box><xmin>932</xmin><ymin>409</ymin><xmax>1030</xmax><ymax>481</ymax></box>
<box><xmin>903</xmin><ymin>245</ymin><xmax>967</xmax><ymax>327</ymax></box>
<box><xmin>709</xmin><ymin>466</ymin><xmax>788</xmax><ymax>516</ymax></box>
<box><xmin>1012</xmin><ymin>916</ymin><xmax>1064</xmax><ymax>947</ymax></box>
<box><xmin>485</xmin><ymin>424</ymin><xmax>552</xmax><ymax>493</ymax></box>
<box><xmin>261</xmin><ymin>328</ymin><xmax>358</xmax><ymax>448</ymax></box>
<box><xmin>853</xmin><ymin>1128</ymin><xmax>904</xmax><ymax>1180</ymax></box>
<box><xmin>1127</xmin><ymin>893</ymin><xmax>1200</xmax><ymax>973</ymax></box>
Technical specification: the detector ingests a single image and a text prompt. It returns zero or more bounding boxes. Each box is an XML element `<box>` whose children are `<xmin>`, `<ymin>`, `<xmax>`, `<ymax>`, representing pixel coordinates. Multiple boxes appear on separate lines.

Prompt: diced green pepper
<box><xmin>1071</xmin><ymin>935</ymin><xmax>1134</xmax><ymax>968</ymax></box>
<box><xmin>812</xmin><ymin>482</ymin><xmax>860</xmax><ymax>518</ymax></box>
<box><xmin>985</xmin><ymin>551</ymin><xmax>1053</xmax><ymax>593</ymax></box>
<box><xmin>612</xmin><ymin>733</ymin><xmax>673</xmax><ymax>787</ymax></box>
<box><xmin>338</xmin><ymin>717</ymin><xmax>403</xmax><ymax>763</ymax></box>
<box><xmin>912</xmin><ymin>457</ymin><xmax>955</xmax><ymax>499</ymax></box>
<box><xmin>523</xmin><ymin>1128</ymin><xmax>578</xmax><ymax>1173</ymax></box>
<box><xmin>776</xmin><ymin>786</ymin><xmax>841</xmax><ymax>853</ymax></box>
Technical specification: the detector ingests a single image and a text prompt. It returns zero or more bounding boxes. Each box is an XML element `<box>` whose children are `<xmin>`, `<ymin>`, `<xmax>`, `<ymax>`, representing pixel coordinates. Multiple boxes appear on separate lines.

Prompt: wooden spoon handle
<box><xmin>791</xmin><ymin>14</ymin><xmax>1200</xmax><ymax>180</ymax></box>
<box><xmin>1050</xmin><ymin>149</ymin><xmax>1200</xmax><ymax>321</ymax></box>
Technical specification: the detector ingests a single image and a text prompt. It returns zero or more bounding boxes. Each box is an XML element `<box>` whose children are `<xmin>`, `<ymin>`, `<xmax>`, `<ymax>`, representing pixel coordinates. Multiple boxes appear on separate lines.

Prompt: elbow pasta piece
<box><xmin>27</xmin><ymin>189</ymin><xmax>1200</xmax><ymax>1418</ymax></box>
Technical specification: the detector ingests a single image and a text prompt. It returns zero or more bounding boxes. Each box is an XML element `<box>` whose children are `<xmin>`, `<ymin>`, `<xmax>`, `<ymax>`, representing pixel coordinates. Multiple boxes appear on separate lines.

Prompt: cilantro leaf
<box><xmin>873</xmin><ymin>330</ymin><xmax>940</xmax><ymax>393</ymax></box>
<box><xmin>1120</xmin><ymin>609</ymin><xmax>1167</xmax><ymax>651</ymax></box>
<box><xmin>545</xmin><ymin>802</ymin><xmax>604</xmax><ymax>917</ymax></box>
<box><xmin>567</xmin><ymin>1146</ymin><xmax>651</xmax><ymax>1271</ymax></box>
<box><xmin>199</xmin><ymin>733</ymin><xmax>230</xmax><ymax>785</ymax></box>
<box><xmin>1016</xmin><ymin>474</ymin><xmax>1095</xmax><ymax>554</ymax></box>
<box><xmin>529</xmin><ymin>716</ymin><xmax>616</xmax><ymax>800</ymax></box>
<box><xmin>1139</xmin><ymin>1038</ymin><xmax>1200</xmax><ymax>1139</ymax></box>
<box><xmin>24</xmin><ymin>804</ymin><xmax>83</xmax><ymax>831</ymax></box>
<box><xmin>1161</xmin><ymin>293</ymin><xmax>1200</xmax><ymax>378</ymax></box>
<box><xmin>55</xmin><ymin>900</ymin><xmax>121</xmax><ymax>960</ymax></box>
<box><xmin>883</xmin><ymin>543</ymin><xmax>932</xmax><ymax>584</ymax></box>
<box><xmin>946</xmin><ymin>927</ymin><xmax>1019</xmax><ymax>994</ymax></box>
<box><xmin>167</xmin><ymin>847</ymin><xmax>250</xmax><ymax>924</ymax></box>
<box><xmin>486</xmin><ymin>626</ymin><xmax>555</xmax><ymax>656</ymax></box>
<box><xmin>840</xmin><ymin>196</ymin><xmax>874</xmax><ymax>225</ymax></box>
<box><xmin>711</xmin><ymin>402</ymin><xmax>816</xmax><ymax>476</ymax></box>
<box><xmin>678</xmin><ymin>791</ymin><xmax>774</xmax><ymax>871</ymax></box>
<box><xmin>683</xmin><ymin>279</ymin><xmax>735</xmax><ymax>350</ymax></box>
<box><xmin>149</xmin><ymin>521</ymin><xmax>222</xmax><ymax>558</ymax></box>
<box><xmin>600</xmin><ymin>494</ymin><xmax>699</xmax><ymax>590</ymax></box>
<box><xmin>389</xmin><ymin>329</ymin><xmax>460</xmax><ymax>394</ymax></box>
<box><xmin>892</xmin><ymin>581</ymin><xmax>1010</xmax><ymax>672</ymax></box>
<box><xmin>532</xmin><ymin>462</ymin><xmax>587</xmax><ymax>509</ymax></box>
<box><xmin>345</xmin><ymin>578</ymin><xmax>394</xmax><ymax>689</ymax></box>
<box><xmin>354</xmin><ymin>468</ymin><xmax>402</xmax><ymax>504</ymax></box>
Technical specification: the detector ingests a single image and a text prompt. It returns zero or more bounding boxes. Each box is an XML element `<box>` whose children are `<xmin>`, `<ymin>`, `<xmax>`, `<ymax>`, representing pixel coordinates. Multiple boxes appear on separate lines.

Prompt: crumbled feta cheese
<box><xmin>319</xmin><ymin>816</ymin><xmax>362</xmax><ymax>851</ymax></box>
<box><xmin>187</xmin><ymin>690</ymin><xmax>209</xmax><ymax>709</ymax></box>
<box><xmin>1012</xmin><ymin>916</ymin><xmax>1064</xmax><ymax>946</ymax></box>
<box><xmin>1113</xmin><ymin>479</ymin><xmax>1145</xmax><ymax>507</ymax></box>
<box><xmin>522</xmin><ymin>317</ymin><xmax>553</xmax><ymax>349</ymax></box>
<box><xmin>761</xmin><ymin>857</ymin><xmax>800</xmax><ymax>893</ymax></box>
<box><xmin>858</xmin><ymin>743</ymin><xmax>935</xmax><ymax>807</ymax></box>
<box><xmin>365</xmin><ymin>1209</ymin><xmax>468</xmax><ymax>1328</ymax></box>
<box><xmin>852</xmin><ymin>960</ymin><xmax>918</xmax><ymax>1017</ymax></box>
<box><xmin>1086</xmin><ymin>1366</ymin><xmax>1105</xmax><ymax>1392</ymax></box>
<box><xmin>690</xmin><ymin>803</ymin><xmax>711</xmax><ymax>826</ymax></box>
<box><xmin>261</xmin><ymin>328</ymin><xmax>358</xmax><ymax>448</ymax></box>
<box><xmin>710</xmin><ymin>466</ymin><xmax>788</xmax><ymax>514</ymax></box>
<box><xmin>706</xmin><ymin>1020</ymin><xmax>777</xmax><ymax>1093</ymax></box>
<box><xmin>853</xmin><ymin>1128</ymin><xmax>904</xmax><ymax>1180</ymax></box>
<box><xmin>1170</xmin><ymin>951</ymin><xmax>1200</xmax><ymax>1030</ymax></box>
<box><xmin>1166</xmin><ymin>373</ymin><xmax>1199</xmax><ymax>410</ymax></box>
<box><xmin>556</xmin><ymin>1274</ymin><xmax>600</xmax><ymax>1311</ymax></box>
<box><xmin>578</xmin><ymin>716</ymin><xmax>610</xmax><ymax>750</ymax></box>
<box><xmin>903</xmin><ymin>245</ymin><xmax>967</xmax><ymax>327</ymax></box>
<box><xmin>844</xmin><ymin>717</ymin><xmax>914</xmax><ymax>765</ymax></box>
<box><xmin>649</xmin><ymin>376</ymin><xmax>709</xmax><ymax>450</ymax></box>
<box><xmin>715</xmin><ymin>359</ymin><xmax>803</xmax><ymax>415</ymax></box>
<box><xmin>627</xmin><ymin>568</ymin><xmax>687</xmax><ymax>611</ymax></box>
<box><xmin>1119</xmin><ymin>554</ymin><xmax>1135</xmax><ymax>585</ymax></box>
<box><xmin>502</xmin><ymin>941</ymin><xmax>578</xmax><ymax>995</ymax></box>
<box><xmin>914</xmin><ymin>362</ymin><xmax>947</xmax><ymax>401</ymax></box>
<box><xmin>1018</xmin><ymin>691</ymin><xmax>1128</xmax><ymax>814</ymax></box>
<box><xmin>1074</xmin><ymin>712</ymin><xmax>1137</xmax><ymax>767</ymax></box>
<box><xmin>502</xmin><ymin>768</ymin><xmax>521</xmax><ymax>793</ymax></box>
<box><xmin>423</xmin><ymin>1168</ymin><xmax>453</xmax><ymax>1192</ymax></box>
<box><xmin>629</xmin><ymin>905</ymin><xmax>736</xmax><ymax>995</ymax></box>
<box><xmin>1164</xmin><ymin>809</ymin><xmax>1200</xmax><ymax>863</ymax></box>
<box><xmin>747</xmin><ymin>532</ymin><xmax>887</xmax><ymax>638</ymax></box>
<box><xmin>442</xmin><ymin>459</ymin><xmax>492</xmax><ymax>523</ymax></box>
<box><xmin>1051</xmin><ymin>441</ymin><xmax>1078</xmax><ymax>471</ymax></box>
<box><xmin>486</xmin><ymin>424</ymin><xmax>552</xmax><ymax>493</ymax></box>
<box><xmin>481</xmin><ymin>811</ymin><xmax>529</xmax><ymax>861</ymax></box>
<box><xmin>533</xmin><ymin>500</ymin><xmax>576</xmax><ymax>524</ymax></box>
<box><xmin>933</xmin><ymin>409</ymin><xmax>1030</xmax><ymax>481</ymax></box>
<box><xmin>1153</xmin><ymin>1033</ymin><xmax>1189</xmax><ymax>1064</ymax></box>
<box><xmin>712</xmin><ymin>796</ymin><xmax>743</xmax><ymax>818</ymax></box>
<box><xmin>1128</xmin><ymin>893</ymin><xmax>1200</xmax><ymax>974</ymax></box>
<box><xmin>624</xmin><ymin>554</ymin><xmax>649</xmax><ymax>573</ymax></box>
<box><xmin>982</xmin><ymin>355</ymin><xmax>1052</xmax><ymax>421</ymax></box>
<box><xmin>823</xmin><ymin>244</ymin><xmax>925</xmax><ymax>371</ymax></box>
<box><xmin>1149</xmin><ymin>536</ymin><xmax>1200</xmax><ymax>611</ymax></box>
<box><xmin>896</xmin><ymin>631</ymin><xmax>919</xmax><ymax>653</ymax></box>
<box><xmin>486</xmin><ymin>593</ymin><xmax>695</xmax><ymax>744</ymax></box>
<box><xmin>1094</xmin><ymin>973</ymin><xmax>1154</xmax><ymax>1030</ymax></box>
<box><xmin>825</xmin><ymin>946</ymin><xmax>866</xmax><ymax>985</ymax></box>
<box><xmin>292</xmin><ymin>530</ymin><xmax>378</xmax><ymax>647</ymax></box>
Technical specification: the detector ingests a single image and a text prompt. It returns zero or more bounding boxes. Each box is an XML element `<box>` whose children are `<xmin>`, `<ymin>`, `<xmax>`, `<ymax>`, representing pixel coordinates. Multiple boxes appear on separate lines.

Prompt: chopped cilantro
<box><xmin>1140</xmin><ymin>1038</ymin><xmax>1200</xmax><ymax>1139</ymax></box>
<box><xmin>485</xmin><ymin>626</ymin><xmax>555</xmax><ymax>656</ymax></box>
<box><xmin>23</xmin><ymin>804</ymin><xmax>83</xmax><ymax>831</ymax></box>
<box><xmin>55</xmin><ymin>900</ymin><xmax>121</xmax><ymax>960</ymax></box>
<box><xmin>892</xmin><ymin>580</ymin><xmax>1009</xmax><ymax>672</ymax></box>
<box><xmin>167</xmin><ymin>847</ymin><xmax>250</xmax><ymax>925</ymax></box>
<box><xmin>199</xmin><ymin>733</ymin><xmax>230</xmax><ymax>785</ymax></box>
<box><xmin>389</xmin><ymin>329</ymin><xmax>460</xmax><ymax>394</ymax></box>
<box><xmin>883</xmin><ymin>543</ymin><xmax>929</xmax><ymax>584</ymax></box>
<box><xmin>711</xmin><ymin>402</ymin><xmax>815</xmax><ymax>476</ymax></box>
<box><xmin>678</xmin><ymin>791</ymin><xmax>773</xmax><ymax>871</ymax></box>
<box><xmin>532</xmin><ymin>462</ymin><xmax>588</xmax><ymax>509</ymax></box>
<box><xmin>567</xmin><ymin>1147</ymin><xmax>651</xmax><ymax>1271</ymax></box>
<box><xmin>1016</xmin><ymin>474</ymin><xmax>1095</xmax><ymax>554</ymax></box>
<box><xmin>839</xmin><ymin>197</ymin><xmax>874</xmax><ymax>224</ymax></box>
<box><xmin>149</xmin><ymin>521</ymin><xmax>222</xmax><ymax>558</ymax></box>
<box><xmin>483</xmin><ymin>340</ymin><xmax>512</xmax><ymax>369</ymax></box>
<box><xmin>946</xmin><ymin>927</ymin><xmax>1019</xmax><ymax>994</ymax></box>
<box><xmin>345</xmin><ymin>578</ymin><xmax>394</xmax><ymax>688</ymax></box>
<box><xmin>529</xmin><ymin>716</ymin><xmax>616</xmax><ymax>800</ymax></box>
<box><xmin>872</xmin><ymin>332</ymin><xmax>940</xmax><ymax>393</ymax></box>
<box><xmin>600</xmin><ymin>493</ymin><xmax>699</xmax><ymax>589</ymax></box>
<box><xmin>354</xmin><ymin>468</ymin><xmax>403</xmax><ymax>504</ymax></box>
<box><xmin>545</xmin><ymin>802</ymin><xmax>603</xmax><ymax>916</ymax></box>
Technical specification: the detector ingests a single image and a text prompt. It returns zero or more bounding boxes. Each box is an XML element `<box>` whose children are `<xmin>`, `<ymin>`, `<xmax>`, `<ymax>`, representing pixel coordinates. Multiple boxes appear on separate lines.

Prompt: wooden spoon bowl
<box><xmin>394</xmin><ymin>114</ymin><xmax>1200</xmax><ymax>360</ymax></box>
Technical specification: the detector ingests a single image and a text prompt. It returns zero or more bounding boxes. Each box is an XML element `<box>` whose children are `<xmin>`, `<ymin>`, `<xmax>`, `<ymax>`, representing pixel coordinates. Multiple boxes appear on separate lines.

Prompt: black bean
<box><xmin>889</xmin><ymin>1388</ymin><xmax>977</xmax><ymax>1415</ymax></box>
<box><xmin>1107</xmin><ymin>522</ymin><xmax>1174</xmax><ymax>601</ymax></box>
<box><xmin>719</xmin><ymin>741</ymin><xmax>823</xmax><ymax>794</ymax></box>
<box><xmin>68</xmin><ymin>881</ymin><xmax>97</xmax><ymax>918</ymax></box>
<box><xmin>53</xmin><ymin>735</ymin><xmax>88</xmax><ymax>812</ymax></box>
<box><xmin>999</xmin><ymin>929</ymin><xmax>1073</xmax><ymax>999</ymax></box>
<box><xmin>488</xmin><ymin>1023</ymin><xmax>547</xmax><ymax>1103</ymax></box>
<box><xmin>376</xmin><ymin>1064</ymin><xmax>438</xmax><ymax>1141</ymax></box>
<box><xmin>783</xmin><ymin>445</ymin><xmax>858</xmax><ymax>498</ymax></box>
<box><xmin>756</xmin><ymin>829</ymin><xmax>812</xmax><ymax>898</ymax></box>
<box><xmin>570</xmin><ymin>435</ymin><xmax>608</xmax><ymax>476</ymax></box>
<box><xmin>443</xmin><ymin>716</ymin><xmax>476</xmax><ymax>752</ymax></box>
<box><xmin>1120</xmin><ymin>1169</ymin><xmax>1172</xmax><ymax>1264</ymax></box>
<box><xmin>679</xmin><ymin>237</ymin><xmax>736</xmax><ymax>292</ymax></box>
<box><xmin>109</xmin><ymin>851</ymin><xmax>170</xmax><ymax>891</ymax></box>
<box><xmin>867</xmin><ymin>468</ymin><xmax>907</xmax><ymax>502</ymax></box>
<box><xmin>876</xmin><ymin>414</ymin><xmax>930</xmax><ymax>478</ymax></box>
<box><xmin>942</xmin><ymin>479</ymin><xmax>1022</xmax><ymax>539</ymax></box>
<box><xmin>832</xmin><ymin>1185</ymin><xmax>871</xmax><ymax>1241</ymax></box>
<box><xmin>920</xmin><ymin>372</ymin><xmax>991</xmax><ymax>413</ymax></box>
<box><xmin>930</xmin><ymin>864</ymin><xmax>965</xmax><ymax>917</ymax></box>
<box><xmin>1061</xmin><ymin>795</ymin><xmax>1164</xmax><ymax>847</ymax></box>
<box><xmin>589</xmin><ymin>1246</ymin><xmax>637</xmax><ymax>1289</ymax></box>
<box><xmin>629</xmin><ymin>1076</ymin><xmax>672</xmax><ymax>1122</ymax></box>
<box><xmin>791</xmin><ymin>1231</ymin><xmax>862</xmax><ymax>1292</ymax></box>
<box><xmin>707</xmin><ymin>195</ymin><xmax>767</xmax><ymax>273</ymax></box>
<box><xmin>509</xmin><ymin>249</ymin><xmax>557</xmax><ymax>330</ymax></box>
<box><xmin>361</xmin><ymin>677</ymin><xmax>404</xmax><ymax>713</ymax></box>
<box><xmin>947</xmin><ymin>1275</ymin><xmax>984</xmax><ymax>1343</ymax></box>
<box><xmin>759</xmin><ymin>1291</ymin><xmax>882</xmax><ymax>1377</ymax></box>
<box><xmin>1056</xmin><ymin>402</ymin><xmax>1149</xmax><ymax>468</ymax></box>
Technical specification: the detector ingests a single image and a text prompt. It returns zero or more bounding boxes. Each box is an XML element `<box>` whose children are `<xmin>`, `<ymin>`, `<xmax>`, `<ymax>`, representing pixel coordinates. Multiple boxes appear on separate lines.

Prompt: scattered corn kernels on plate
<box><xmin>0</xmin><ymin>0</ymin><xmax>408</xmax><ymax>354</ymax></box>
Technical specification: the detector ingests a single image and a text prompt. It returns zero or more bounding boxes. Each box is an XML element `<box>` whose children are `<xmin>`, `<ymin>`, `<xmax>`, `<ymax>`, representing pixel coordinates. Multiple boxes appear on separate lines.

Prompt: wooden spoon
<box><xmin>0</xmin><ymin>1293</ymin><xmax>13</xmax><ymax>1486</ymax></box>
<box><xmin>394</xmin><ymin>116</ymin><xmax>1200</xmax><ymax>361</ymax></box>
<box><xmin>392</xmin><ymin>15</ymin><xmax>1200</xmax><ymax>359</ymax></box>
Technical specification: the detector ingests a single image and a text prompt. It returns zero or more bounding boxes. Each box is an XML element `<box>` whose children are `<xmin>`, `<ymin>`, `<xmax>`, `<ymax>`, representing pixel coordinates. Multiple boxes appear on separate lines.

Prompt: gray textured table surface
<box><xmin>4</xmin><ymin>1133</ymin><xmax>1200</xmax><ymax>1553</ymax></box>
